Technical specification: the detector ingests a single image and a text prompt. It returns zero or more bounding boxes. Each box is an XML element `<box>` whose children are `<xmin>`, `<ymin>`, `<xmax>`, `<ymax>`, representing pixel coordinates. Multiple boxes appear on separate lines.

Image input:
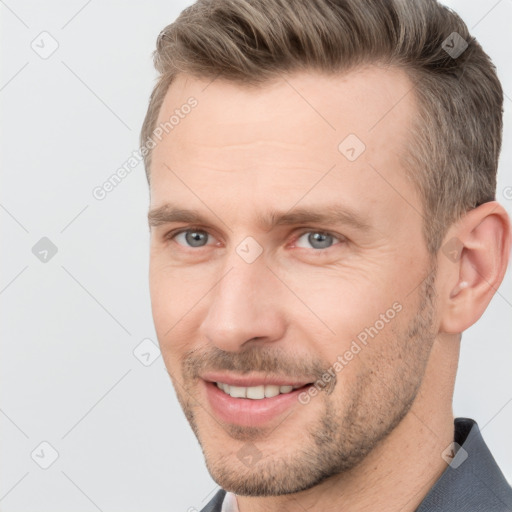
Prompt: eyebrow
<box><xmin>148</xmin><ymin>203</ymin><xmax>372</xmax><ymax>232</ymax></box>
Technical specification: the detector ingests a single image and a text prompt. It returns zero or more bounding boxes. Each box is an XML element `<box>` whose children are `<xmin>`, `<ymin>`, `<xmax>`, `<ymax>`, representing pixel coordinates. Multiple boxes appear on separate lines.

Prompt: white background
<box><xmin>1</xmin><ymin>1</ymin><xmax>511</xmax><ymax>510</ymax></box>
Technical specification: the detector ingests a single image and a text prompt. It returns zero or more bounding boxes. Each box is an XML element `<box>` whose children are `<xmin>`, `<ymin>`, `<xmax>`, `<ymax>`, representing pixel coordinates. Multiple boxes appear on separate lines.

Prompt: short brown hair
<box><xmin>140</xmin><ymin>0</ymin><xmax>503</xmax><ymax>253</ymax></box>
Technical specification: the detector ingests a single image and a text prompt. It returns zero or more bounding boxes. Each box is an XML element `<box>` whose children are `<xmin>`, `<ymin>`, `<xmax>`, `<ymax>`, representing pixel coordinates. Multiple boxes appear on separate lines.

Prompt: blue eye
<box><xmin>167</xmin><ymin>228</ymin><xmax>343</xmax><ymax>251</ymax></box>
<box><xmin>295</xmin><ymin>231</ymin><xmax>341</xmax><ymax>250</ymax></box>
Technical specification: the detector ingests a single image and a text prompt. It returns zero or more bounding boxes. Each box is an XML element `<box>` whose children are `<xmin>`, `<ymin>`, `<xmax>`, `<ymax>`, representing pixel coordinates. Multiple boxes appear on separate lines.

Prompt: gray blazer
<box><xmin>200</xmin><ymin>418</ymin><xmax>512</xmax><ymax>511</ymax></box>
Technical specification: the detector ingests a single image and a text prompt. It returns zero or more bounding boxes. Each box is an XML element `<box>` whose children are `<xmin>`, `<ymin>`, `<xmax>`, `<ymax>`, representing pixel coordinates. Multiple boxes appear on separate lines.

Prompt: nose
<box><xmin>199</xmin><ymin>254</ymin><xmax>287</xmax><ymax>352</ymax></box>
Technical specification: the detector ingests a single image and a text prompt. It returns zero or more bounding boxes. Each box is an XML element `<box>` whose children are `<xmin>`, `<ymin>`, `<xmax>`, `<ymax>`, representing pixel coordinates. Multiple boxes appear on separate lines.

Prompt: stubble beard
<box><xmin>170</xmin><ymin>265</ymin><xmax>438</xmax><ymax>497</ymax></box>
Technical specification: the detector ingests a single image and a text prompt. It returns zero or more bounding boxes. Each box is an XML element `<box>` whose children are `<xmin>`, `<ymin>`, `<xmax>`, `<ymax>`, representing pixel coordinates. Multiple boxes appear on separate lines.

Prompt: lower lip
<box><xmin>203</xmin><ymin>380</ymin><xmax>312</xmax><ymax>427</ymax></box>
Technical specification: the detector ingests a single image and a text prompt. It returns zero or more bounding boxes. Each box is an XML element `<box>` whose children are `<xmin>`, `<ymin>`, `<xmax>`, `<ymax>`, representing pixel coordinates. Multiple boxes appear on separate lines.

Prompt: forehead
<box><xmin>154</xmin><ymin>65</ymin><xmax>416</xmax><ymax>146</ymax></box>
<box><xmin>149</xmin><ymin>66</ymin><xmax>421</xmax><ymax>228</ymax></box>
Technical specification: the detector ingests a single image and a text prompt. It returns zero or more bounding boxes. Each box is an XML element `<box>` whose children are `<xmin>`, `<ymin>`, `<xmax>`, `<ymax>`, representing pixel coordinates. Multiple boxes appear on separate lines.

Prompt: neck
<box><xmin>236</xmin><ymin>335</ymin><xmax>459</xmax><ymax>512</ymax></box>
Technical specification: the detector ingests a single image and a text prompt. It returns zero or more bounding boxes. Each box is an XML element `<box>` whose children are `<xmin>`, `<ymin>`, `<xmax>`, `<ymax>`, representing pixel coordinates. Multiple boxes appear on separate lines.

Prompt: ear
<box><xmin>438</xmin><ymin>201</ymin><xmax>511</xmax><ymax>334</ymax></box>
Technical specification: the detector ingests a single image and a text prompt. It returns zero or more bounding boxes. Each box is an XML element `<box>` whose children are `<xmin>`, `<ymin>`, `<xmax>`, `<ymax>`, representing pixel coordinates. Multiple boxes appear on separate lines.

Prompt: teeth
<box><xmin>247</xmin><ymin>385</ymin><xmax>264</xmax><ymax>399</ymax></box>
<box><xmin>216</xmin><ymin>382</ymin><xmax>300</xmax><ymax>399</ymax></box>
<box><xmin>264</xmin><ymin>385</ymin><xmax>280</xmax><ymax>398</ymax></box>
<box><xmin>228</xmin><ymin>385</ymin><xmax>246</xmax><ymax>398</ymax></box>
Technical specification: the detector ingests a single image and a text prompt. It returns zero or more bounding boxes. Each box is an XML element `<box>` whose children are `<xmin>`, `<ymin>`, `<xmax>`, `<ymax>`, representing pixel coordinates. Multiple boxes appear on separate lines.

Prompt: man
<box><xmin>140</xmin><ymin>0</ymin><xmax>512</xmax><ymax>510</ymax></box>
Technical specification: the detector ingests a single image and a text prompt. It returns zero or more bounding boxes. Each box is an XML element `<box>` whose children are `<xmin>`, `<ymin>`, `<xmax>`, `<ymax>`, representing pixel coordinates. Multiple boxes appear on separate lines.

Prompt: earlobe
<box><xmin>439</xmin><ymin>201</ymin><xmax>511</xmax><ymax>334</ymax></box>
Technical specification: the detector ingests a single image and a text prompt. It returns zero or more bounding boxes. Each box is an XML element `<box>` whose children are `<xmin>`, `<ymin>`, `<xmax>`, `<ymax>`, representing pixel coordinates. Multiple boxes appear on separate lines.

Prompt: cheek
<box><xmin>283</xmin><ymin>268</ymin><xmax>411</xmax><ymax>391</ymax></box>
<box><xmin>284</xmin><ymin>268</ymin><xmax>400</xmax><ymax>341</ymax></box>
<box><xmin>149</xmin><ymin>255</ymin><xmax>203</xmax><ymax>320</ymax></box>
<box><xmin>149</xmin><ymin>260</ymin><xmax>215</xmax><ymax>358</ymax></box>
<box><xmin>323</xmin><ymin>310</ymin><xmax>412</xmax><ymax>412</ymax></box>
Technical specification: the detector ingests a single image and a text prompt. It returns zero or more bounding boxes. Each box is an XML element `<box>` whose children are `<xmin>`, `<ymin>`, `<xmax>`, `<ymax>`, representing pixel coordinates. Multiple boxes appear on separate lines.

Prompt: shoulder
<box><xmin>416</xmin><ymin>418</ymin><xmax>512</xmax><ymax>511</ymax></box>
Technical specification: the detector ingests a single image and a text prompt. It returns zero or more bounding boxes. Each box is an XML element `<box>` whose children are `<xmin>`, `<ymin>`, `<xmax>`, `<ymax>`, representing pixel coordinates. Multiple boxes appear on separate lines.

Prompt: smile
<box><xmin>215</xmin><ymin>382</ymin><xmax>304</xmax><ymax>399</ymax></box>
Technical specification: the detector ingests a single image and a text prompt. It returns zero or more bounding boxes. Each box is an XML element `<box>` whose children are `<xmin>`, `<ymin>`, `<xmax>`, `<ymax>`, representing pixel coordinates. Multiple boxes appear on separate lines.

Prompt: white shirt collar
<box><xmin>220</xmin><ymin>491</ymin><xmax>239</xmax><ymax>512</ymax></box>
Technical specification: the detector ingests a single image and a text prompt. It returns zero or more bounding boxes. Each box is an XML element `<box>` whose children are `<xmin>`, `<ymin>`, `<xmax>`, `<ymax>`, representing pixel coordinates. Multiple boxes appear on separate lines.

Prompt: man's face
<box><xmin>148</xmin><ymin>66</ymin><xmax>439</xmax><ymax>495</ymax></box>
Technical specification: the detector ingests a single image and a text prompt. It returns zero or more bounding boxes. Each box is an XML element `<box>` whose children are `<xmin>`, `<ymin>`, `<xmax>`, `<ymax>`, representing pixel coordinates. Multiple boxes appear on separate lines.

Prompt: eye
<box><xmin>165</xmin><ymin>228</ymin><xmax>344</xmax><ymax>251</ymax></box>
<box><xmin>170</xmin><ymin>229</ymin><xmax>215</xmax><ymax>248</ymax></box>
<box><xmin>294</xmin><ymin>231</ymin><xmax>343</xmax><ymax>250</ymax></box>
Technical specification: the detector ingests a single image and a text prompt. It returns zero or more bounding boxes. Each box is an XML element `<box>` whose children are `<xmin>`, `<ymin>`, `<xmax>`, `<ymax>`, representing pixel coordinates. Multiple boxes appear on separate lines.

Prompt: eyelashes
<box><xmin>164</xmin><ymin>227</ymin><xmax>346</xmax><ymax>252</ymax></box>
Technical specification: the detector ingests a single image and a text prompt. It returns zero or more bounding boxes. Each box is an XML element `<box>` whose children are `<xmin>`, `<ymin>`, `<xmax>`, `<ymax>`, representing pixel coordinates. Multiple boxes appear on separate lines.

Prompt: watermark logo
<box><xmin>442</xmin><ymin>237</ymin><xmax>463</xmax><ymax>263</ymax></box>
<box><xmin>31</xmin><ymin>31</ymin><xmax>59</xmax><ymax>59</ymax></box>
<box><xmin>338</xmin><ymin>133</ymin><xmax>366</xmax><ymax>162</ymax></box>
<box><xmin>32</xmin><ymin>237</ymin><xmax>58</xmax><ymax>263</ymax></box>
<box><xmin>133</xmin><ymin>338</ymin><xmax>161</xmax><ymax>367</ymax></box>
<box><xmin>237</xmin><ymin>442</ymin><xmax>262</xmax><ymax>468</ymax></box>
<box><xmin>442</xmin><ymin>32</ymin><xmax>468</xmax><ymax>59</ymax></box>
<box><xmin>441</xmin><ymin>442</ymin><xmax>468</xmax><ymax>469</ymax></box>
<box><xmin>31</xmin><ymin>441</ymin><xmax>59</xmax><ymax>469</ymax></box>
<box><xmin>236</xmin><ymin>236</ymin><xmax>263</xmax><ymax>264</ymax></box>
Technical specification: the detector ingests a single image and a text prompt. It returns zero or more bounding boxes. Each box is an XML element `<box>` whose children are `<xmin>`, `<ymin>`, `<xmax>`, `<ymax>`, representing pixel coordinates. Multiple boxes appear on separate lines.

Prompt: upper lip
<box><xmin>201</xmin><ymin>372</ymin><xmax>313</xmax><ymax>388</ymax></box>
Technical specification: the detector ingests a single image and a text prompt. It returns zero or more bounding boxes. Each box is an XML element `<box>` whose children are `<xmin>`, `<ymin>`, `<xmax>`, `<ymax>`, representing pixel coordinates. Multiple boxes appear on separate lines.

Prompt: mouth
<box><xmin>214</xmin><ymin>381</ymin><xmax>307</xmax><ymax>399</ymax></box>
<box><xmin>201</xmin><ymin>374</ymin><xmax>314</xmax><ymax>427</ymax></box>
